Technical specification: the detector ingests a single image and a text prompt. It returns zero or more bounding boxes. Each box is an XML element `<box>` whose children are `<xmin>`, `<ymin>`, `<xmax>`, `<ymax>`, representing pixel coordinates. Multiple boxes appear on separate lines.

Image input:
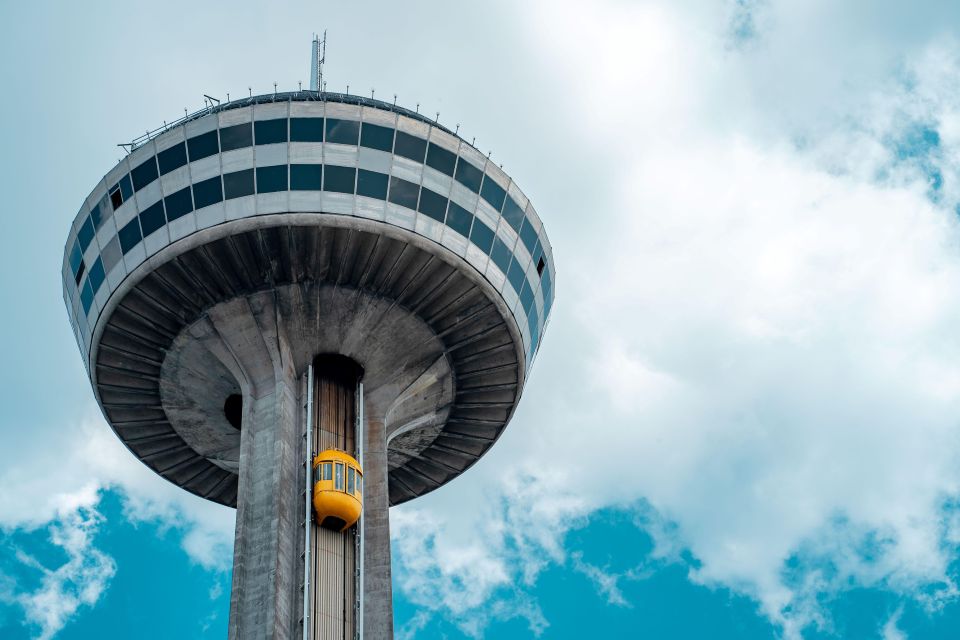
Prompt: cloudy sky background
<box><xmin>5</xmin><ymin>0</ymin><xmax>960</xmax><ymax>638</ymax></box>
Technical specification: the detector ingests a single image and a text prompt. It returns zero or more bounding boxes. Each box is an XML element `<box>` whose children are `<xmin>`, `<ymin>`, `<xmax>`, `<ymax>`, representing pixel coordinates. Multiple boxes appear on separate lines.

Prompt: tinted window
<box><xmin>360</xmin><ymin>123</ymin><xmax>394</xmax><ymax>152</ymax></box>
<box><xmin>192</xmin><ymin>176</ymin><xmax>223</xmax><ymax>208</ymax></box>
<box><xmin>187</xmin><ymin>130</ymin><xmax>219</xmax><ymax>161</ymax></box>
<box><xmin>426</xmin><ymin>143</ymin><xmax>456</xmax><ymax>176</ymax></box>
<box><xmin>77</xmin><ymin>217</ymin><xmax>95</xmax><ymax>252</ymax></box>
<box><xmin>139</xmin><ymin>200</ymin><xmax>166</xmax><ymax>236</ymax></box>
<box><xmin>388</xmin><ymin>176</ymin><xmax>419</xmax><ymax>209</ymax></box>
<box><xmin>290</xmin><ymin>117</ymin><xmax>324</xmax><ymax>142</ymax></box>
<box><xmin>519</xmin><ymin>217</ymin><xmax>539</xmax><ymax>255</ymax></box>
<box><xmin>118</xmin><ymin>218</ymin><xmax>142</xmax><ymax>254</ymax></box>
<box><xmin>69</xmin><ymin>242</ymin><xmax>83</xmax><ymax>273</ymax></box>
<box><xmin>165</xmin><ymin>186</ymin><xmax>194</xmax><ymax>220</ymax></box>
<box><xmin>256</xmin><ymin>165</ymin><xmax>287</xmax><ymax>193</ymax></box>
<box><xmin>290</xmin><ymin>164</ymin><xmax>322</xmax><ymax>190</ymax></box>
<box><xmin>357</xmin><ymin>169</ymin><xmax>388</xmax><ymax>199</ymax></box>
<box><xmin>480</xmin><ymin>176</ymin><xmax>506</xmax><ymax>212</ymax></box>
<box><xmin>502</xmin><ymin>197</ymin><xmax>525</xmax><ymax>233</ymax></box>
<box><xmin>89</xmin><ymin>202</ymin><xmax>104</xmax><ymax>230</ymax></box>
<box><xmin>417</xmin><ymin>188</ymin><xmax>447</xmax><ymax>222</ymax></box>
<box><xmin>88</xmin><ymin>257</ymin><xmax>106</xmax><ymax>293</ymax></box>
<box><xmin>394</xmin><ymin>131</ymin><xmax>426</xmax><ymax>162</ymax></box>
<box><xmin>224</xmin><ymin>169</ymin><xmax>255</xmax><ymax>199</ymax></box>
<box><xmin>81</xmin><ymin>281</ymin><xmax>94</xmax><ymax>314</ymax></box>
<box><xmin>158</xmin><ymin>142</ymin><xmax>188</xmax><ymax>175</ymax></box>
<box><xmin>254</xmin><ymin>118</ymin><xmax>288</xmax><ymax>145</ymax></box>
<box><xmin>325</xmin><ymin>118</ymin><xmax>360</xmax><ymax>145</ymax></box>
<box><xmin>131</xmin><ymin>157</ymin><xmax>159</xmax><ymax>191</ymax></box>
<box><xmin>490</xmin><ymin>236</ymin><xmax>512</xmax><ymax>273</ymax></box>
<box><xmin>219</xmin><ymin>123</ymin><xmax>253</xmax><ymax>152</ymax></box>
<box><xmin>119</xmin><ymin>174</ymin><xmax>133</xmax><ymax>201</ymax></box>
<box><xmin>74</xmin><ymin>259</ymin><xmax>85</xmax><ymax>286</ymax></box>
<box><xmin>519</xmin><ymin>278</ymin><xmax>535</xmax><ymax>314</ymax></box>
<box><xmin>507</xmin><ymin>258</ymin><xmax>526</xmax><ymax>294</ymax></box>
<box><xmin>324</xmin><ymin>165</ymin><xmax>356</xmax><ymax>193</ymax></box>
<box><xmin>454</xmin><ymin>159</ymin><xmax>483</xmax><ymax>193</ymax></box>
<box><xmin>469</xmin><ymin>218</ymin><xmax>495</xmax><ymax>253</ymax></box>
<box><xmin>446</xmin><ymin>202</ymin><xmax>474</xmax><ymax>237</ymax></box>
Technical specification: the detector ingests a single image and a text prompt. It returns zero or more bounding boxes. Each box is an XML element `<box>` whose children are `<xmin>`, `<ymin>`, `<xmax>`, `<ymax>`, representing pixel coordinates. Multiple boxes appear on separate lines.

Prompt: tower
<box><xmin>61</xmin><ymin>49</ymin><xmax>554</xmax><ymax>639</ymax></box>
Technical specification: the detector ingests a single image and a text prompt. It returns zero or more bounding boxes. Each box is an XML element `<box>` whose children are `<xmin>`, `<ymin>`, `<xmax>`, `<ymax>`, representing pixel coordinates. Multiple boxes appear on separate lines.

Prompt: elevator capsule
<box><xmin>312</xmin><ymin>449</ymin><xmax>363</xmax><ymax>532</ymax></box>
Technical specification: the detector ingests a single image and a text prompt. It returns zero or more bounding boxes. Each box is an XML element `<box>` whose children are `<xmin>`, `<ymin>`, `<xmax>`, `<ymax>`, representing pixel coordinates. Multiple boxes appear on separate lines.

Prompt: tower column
<box><xmin>362</xmin><ymin>412</ymin><xmax>394</xmax><ymax>639</ymax></box>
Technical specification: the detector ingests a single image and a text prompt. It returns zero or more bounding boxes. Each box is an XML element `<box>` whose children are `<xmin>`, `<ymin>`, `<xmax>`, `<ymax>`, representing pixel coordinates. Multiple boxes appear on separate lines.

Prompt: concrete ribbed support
<box><xmin>362</xmin><ymin>413</ymin><xmax>394</xmax><ymax>639</ymax></box>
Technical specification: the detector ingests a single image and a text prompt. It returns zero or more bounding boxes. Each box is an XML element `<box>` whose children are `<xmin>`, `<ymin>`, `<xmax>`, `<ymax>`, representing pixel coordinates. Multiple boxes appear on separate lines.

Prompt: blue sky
<box><xmin>8</xmin><ymin>1</ymin><xmax>960</xmax><ymax>638</ymax></box>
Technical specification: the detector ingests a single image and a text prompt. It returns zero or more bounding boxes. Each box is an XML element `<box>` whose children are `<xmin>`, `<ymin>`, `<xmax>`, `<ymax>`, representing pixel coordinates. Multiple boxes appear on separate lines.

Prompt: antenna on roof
<box><xmin>311</xmin><ymin>31</ymin><xmax>326</xmax><ymax>92</ymax></box>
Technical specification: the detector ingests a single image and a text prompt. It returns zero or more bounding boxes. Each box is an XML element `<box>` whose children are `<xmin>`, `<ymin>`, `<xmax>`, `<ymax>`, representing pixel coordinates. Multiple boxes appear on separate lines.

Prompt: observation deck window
<box><xmin>254</xmin><ymin>118</ymin><xmax>288</xmax><ymax>145</ymax></box>
<box><xmin>426</xmin><ymin>143</ymin><xmax>456</xmax><ymax>176</ymax></box>
<box><xmin>360</xmin><ymin>123</ymin><xmax>394</xmax><ymax>152</ymax></box>
<box><xmin>290</xmin><ymin>117</ymin><xmax>324</xmax><ymax>142</ymax></box>
<box><xmin>454</xmin><ymin>159</ymin><xmax>483</xmax><ymax>193</ymax></box>
<box><xmin>357</xmin><ymin>169</ymin><xmax>388</xmax><ymax>199</ymax></box>
<box><xmin>325</xmin><ymin>118</ymin><xmax>360</xmax><ymax>145</ymax></box>
<box><xmin>394</xmin><ymin>131</ymin><xmax>426</xmax><ymax>163</ymax></box>
<box><xmin>469</xmin><ymin>218</ymin><xmax>495</xmax><ymax>254</ymax></box>
<box><xmin>158</xmin><ymin>142</ymin><xmax>187</xmax><ymax>175</ymax></box>
<box><xmin>417</xmin><ymin>188</ymin><xmax>448</xmax><ymax>222</ymax></box>
<box><xmin>187</xmin><ymin>130</ymin><xmax>219</xmax><ymax>161</ymax></box>
<box><xmin>291</xmin><ymin>164</ymin><xmax>322</xmax><ymax>190</ymax></box>
<box><xmin>164</xmin><ymin>187</ymin><xmax>193</xmax><ymax>221</ymax></box>
<box><xmin>192</xmin><ymin>176</ymin><xmax>223</xmax><ymax>209</ymax></box>
<box><xmin>446</xmin><ymin>202</ymin><xmax>474</xmax><ymax>237</ymax></box>
<box><xmin>219</xmin><ymin>123</ymin><xmax>252</xmax><ymax>152</ymax></box>
<box><xmin>324</xmin><ymin>165</ymin><xmax>356</xmax><ymax>194</ymax></box>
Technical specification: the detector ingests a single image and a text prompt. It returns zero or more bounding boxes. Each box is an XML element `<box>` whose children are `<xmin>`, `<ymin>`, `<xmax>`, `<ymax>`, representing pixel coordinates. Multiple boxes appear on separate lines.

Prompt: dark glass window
<box><xmin>256</xmin><ymin>165</ymin><xmax>287</xmax><ymax>193</ymax></box>
<box><xmin>192</xmin><ymin>176</ymin><xmax>222</xmax><ymax>209</ymax></box>
<box><xmin>81</xmin><ymin>281</ymin><xmax>94</xmax><ymax>314</ymax></box>
<box><xmin>417</xmin><ymin>188</ymin><xmax>447</xmax><ymax>222</ymax></box>
<box><xmin>507</xmin><ymin>258</ymin><xmax>526</xmax><ymax>294</ymax></box>
<box><xmin>324</xmin><ymin>165</ymin><xmax>356</xmax><ymax>194</ymax></box>
<box><xmin>290</xmin><ymin>164</ymin><xmax>323</xmax><ymax>190</ymax></box>
<box><xmin>537</xmin><ymin>256</ymin><xmax>546</xmax><ymax>277</ymax></box>
<box><xmin>290</xmin><ymin>117</ymin><xmax>324</xmax><ymax>142</ymax></box>
<box><xmin>187</xmin><ymin>130</ymin><xmax>219</xmax><ymax>161</ymax></box>
<box><xmin>519</xmin><ymin>217</ymin><xmax>539</xmax><ymax>255</ymax></box>
<box><xmin>520</xmin><ymin>278</ymin><xmax>534</xmax><ymax>314</ymax></box>
<box><xmin>490</xmin><ymin>236</ymin><xmax>512</xmax><ymax>273</ymax></box>
<box><xmin>469</xmin><ymin>218</ymin><xmax>495</xmax><ymax>253</ymax></box>
<box><xmin>88</xmin><ymin>257</ymin><xmax>106</xmax><ymax>293</ymax></box>
<box><xmin>394</xmin><ymin>131</ymin><xmax>426</xmax><ymax>162</ymax></box>
<box><xmin>325</xmin><ymin>118</ymin><xmax>360</xmax><ymax>145</ymax></box>
<box><xmin>77</xmin><ymin>217</ymin><xmax>95</xmax><ymax>252</ymax></box>
<box><xmin>119</xmin><ymin>174</ymin><xmax>133</xmax><ymax>201</ymax></box>
<box><xmin>164</xmin><ymin>186</ymin><xmax>193</xmax><ymax>220</ymax></box>
<box><xmin>528</xmin><ymin>308</ymin><xmax>540</xmax><ymax>352</ymax></box>
<box><xmin>109</xmin><ymin>186</ymin><xmax>123</xmax><ymax>210</ymax></box>
<box><xmin>446</xmin><ymin>202</ymin><xmax>474</xmax><ymax>237</ymax></box>
<box><xmin>89</xmin><ymin>202</ymin><xmax>103</xmax><ymax>230</ymax></box>
<box><xmin>480</xmin><ymin>176</ymin><xmax>506</xmax><ymax>212</ymax></box>
<box><xmin>69</xmin><ymin>242</ymin><xmax>83</xmax><ymax>274</ymax></box>
<box><xmin>426</xmin><ymin>143</ymin><xmax>457</xmax><ymax>176</ymax></box>
<box><xmin>254</xmin><ymin>118</ymin><xmax>288</xmax><ymax>145</ymax></box>
<box><xmin>158</xmin><ymin>142</ymin><xmax>188</xmax><ymax>175</ymax></box>
<box><xmin>224</xmin><ymin>169</ymin><xmax>255</xmax><ymax>199</ymax></box>
<box><xmin>454</xmin><ymin>159</ymin><xmax>483</xmax><ymax>193</ymax></box>
<box><xmin>101</xmin><ymin>236</ymin><xmax>122</xmax><ymax>273</ymax></box>
<box><xmin>73</xmin><ymin>259</ymin><xmax>85</xmax><ymax>286</ymax></box>
<box><xmin>502</xmin><ymin>197</ymin><xmax>525</xmax><ymax>233</ymax></box>
<box><xmin>388</xmin><ymin>176</ymin><xmax>419</xmax><ymax>209</ymax></box>
<box><xmin>118</xmin><ymin>218</ymin><xmax>142</xmax><ymax>254</ymax></box>
<box><xmin>322</xmin><ymin>463</ymin><xmax>332</xmax><ymax>481</ymax></box>
<box><xmin>335</xmin><ymin>463</ymin><xmax>344</xmax><ymax>490</ymax></box>
<box><xmin>347</xmin><ymin>467</ymin><xmax>355</xmax><ymax>494</ymax></box>
<box><xmin>131</xmin><ymin>157</ymin><xmax>159</xmax><ymax>191</ymax></box>
<box><xmin>360</xmin><ymin>123</ymin><xmax>394</xmax><ymax>152</ymax></box>
<box><xmin>219</xmin><ymin>123</ymin><xmax>253</xmax><ymax>152</ymax></box>
<box><xmin>357</xmin><ymin>169</ymin><xmax>388</xmax><ymax>199</ymax></box>
<box><xmin>138</xmin><ymin>200</ymin><xmax>166</xmax><ymax>236</ymax></box>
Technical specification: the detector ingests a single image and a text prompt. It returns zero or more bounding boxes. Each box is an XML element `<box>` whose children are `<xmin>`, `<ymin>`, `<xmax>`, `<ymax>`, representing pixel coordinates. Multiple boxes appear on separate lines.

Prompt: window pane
<box><xmin>89</xmin><ymin>202</ymin><xmax>104</xmax><ymax>230</ymax></box>
<box><xmin>69</xmin><ymin>242</ymin><xmax>83</xmax><ymax>273</ymax></box>
<box><xmin>490</xmin><ymin>236</ymin><xmax>512</xmax><ymax>273</ymax></box>
<box><xmin>81</xmin><ymin>280</ymin><xmax>94</xmax><ymax>314</ymax></box>
<box><xmin>158</xmin><ymin>142</ymin><xmax>188</xmax><ymax>175</ymax></box>
<box><xmin>519</xmin><ymin>217</ymin><xmax>539</xmax><ymax>255</ymax></box>
<box><xmin>187</xmin><ymin>130</ymin><xmax>219</xmax><ymax>161</ymax></box>
<box><xmin>360</xmin><ymin>123</ymin><xmax>394</xmax><ymax>152</ymax></box>
<box><xmin>323</xmin><ymin>463</ymin><xmax>332</xmax><ymax>481</ymax></box>
<box><xmin>480</xmin><ymin>176</ymin><xmax>506</xmax><ymax>212</ymax></box>
<box><xmin>88</xmin><ymin>257</ymin><xmax>106</xmax><ymax>293</ymax></box>
<box><xmin>101</xmin><ymin>236</ymin><xmax>122</xmax><ymax>273</ymax></box>
<box><xmin>324</xmin><ymin>165</ymin><xmax>356</xmax><ymax>194</ymax></box>
<box><xmin>356</xmin><ymin>474</ymin><xmax>362</xmax><ymax>495</ymax></box>
<box><xmin>357</xmin><ymin>169</ymin><xmax>388</xmax><ymax>199</ymax></box>
<box><xmin>502</xmin><ymin>197</ymin><xmax>524</xmax><ymax>233</ymax></box>
<box><xmin>388</xmin><ymin>176</ymin><xmax>419</xmax><ymax>209</ymax></box>
<box><xmin>131</xmin><ymin>157</ymin><xmax>159</xmax><ymax>191</ymax></box>
<box><xmin>325</xmin><ymin>118</ymin><xmax>360</xmax><ymax>145</ymax></box>
<box><xmin>469</xmin><ymin>218</ymin><xmax>495</xmax><ymax>253</ymax></box>
<box><xmin>290</xmin><ymin>164</ymin><xmax>323</xmax><ymax>190</ymax></box>
<box><xmin>254</xmin><ymin>118</ymin><xmax>288</xmax><ymax>145</ymax></box>
<box><xmin>507</xmin><ymin>258</ymin><xmax>526</xmax><ymax>294</ymax></box>
<box><xmin>223</xmin><ymin>169</ymin><xmax>255</xmax><ymax>199</ymax></box>
<box><xmin>347</xmin><ymin>467</ymin><xmax>355</xmax><ymax>494</ymax></box>
<box><xmin>290</xmin><ymin>117</ymin><xmax>324</xmax><ymax>142</ymax></box>
<box><xmin>78</xmin><ymin>217</ymin><xmax>95</xmax><ymax>252</ymax></box>
<box><xmin>394</xmin><ymin>131</ymin><xmax>426</xmax><ymax>162</ymax></box>
<box><xmin>73</xmin><ymin>259</ymin><xmax>85</xmax><ymax>286</ymax></box>
<box><xmin>455</xmin><ymin>159</ymin><xmax>483</xmax><ymax>193</ymax></box>
<box><xmin>256</xmin><ymin>165</ymin><xmax>288</xmax><ymax>193</ymax></box>
<box><xmin>425</xmin><ymin>143</ymin><xmax>456</xmax><ymax>176</ymax></box>
<box><xmin>119</xmin><ymin>174</ymin><xmax>133</xmax><ymax>201</ymax></box>
<box><xmin>520</xmin><ymin>278</ymin><xmax>535</xmax><ymax>314</ymax></box>
<box><xmin>417</xmin><ymin>187</ymin><xmax>447</xmax><ymax>222</ymax></box>
<box><xmin>219</xmin><ymin>123</ymin><xmax>253</xmax><ymax>152</ymax></box>
<box><xmin>164</xmin><ymin>186</ymin><xmax>194</xmax><ymax>221</ymax></box>
<box><xmin>192</xmin><ymin>176</ymin><xmax>222</xmax><ymax>209</ymax></box>
<box><xmin>138</xmin><ymin>200</ymin><xmax>166</xmax><ymax>236</ymax></box>
<box><xmin>446</xmin><ymin>202</ymin><xmax>473</xmax><ymax>237</ymax></box>
<box><xmin>109</xmin><ymin>186</ymin><xmax>123</xmax><ymax>210</ymax></box>
<box><xmin>119</xmin><ymin>218</ymin><xmax>142</xmax><ymax>254</ymax></box>
<box><xmin>335</xmin><ymin>463</ymin><xmax>344</xmax><ymax>490</ymax></box>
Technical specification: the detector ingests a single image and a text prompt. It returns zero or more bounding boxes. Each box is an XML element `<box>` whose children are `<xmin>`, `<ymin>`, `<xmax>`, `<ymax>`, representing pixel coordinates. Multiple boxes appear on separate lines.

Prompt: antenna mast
<box><xmin>310</xmin><ymin>31</ymin><xmax>326</xmax><ymax>92</ymax></box>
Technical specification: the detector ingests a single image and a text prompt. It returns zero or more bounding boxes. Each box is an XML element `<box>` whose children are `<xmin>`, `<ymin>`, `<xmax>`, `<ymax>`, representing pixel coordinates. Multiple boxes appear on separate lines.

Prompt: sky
<box><xmin>6</xmin><ymin>0</ymin><xmax>960</xmax><ymax>638</ymax></box>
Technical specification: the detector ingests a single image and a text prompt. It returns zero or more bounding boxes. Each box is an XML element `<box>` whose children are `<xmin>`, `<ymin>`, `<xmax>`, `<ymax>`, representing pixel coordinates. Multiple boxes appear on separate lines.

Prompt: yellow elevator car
<box><xmin>312</xmin><ymin>449</ymin><xmax>363</xmax><ymax>532</ymax></box>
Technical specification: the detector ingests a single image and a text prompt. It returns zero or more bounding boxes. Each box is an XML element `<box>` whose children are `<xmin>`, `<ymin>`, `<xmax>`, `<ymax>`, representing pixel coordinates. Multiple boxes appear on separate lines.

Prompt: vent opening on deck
<box><xmin>224</xmin><ymin>394</ymin><xmax>243</xmax><ymax>430</ymax></box>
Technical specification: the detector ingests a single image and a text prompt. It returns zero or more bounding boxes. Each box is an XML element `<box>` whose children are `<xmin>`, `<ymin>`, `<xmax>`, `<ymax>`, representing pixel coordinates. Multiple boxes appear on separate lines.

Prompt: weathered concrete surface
<box><xmin>362</xmin><ymin>414</ymin><xmax>394</xmax><ymax>639</ymax></box>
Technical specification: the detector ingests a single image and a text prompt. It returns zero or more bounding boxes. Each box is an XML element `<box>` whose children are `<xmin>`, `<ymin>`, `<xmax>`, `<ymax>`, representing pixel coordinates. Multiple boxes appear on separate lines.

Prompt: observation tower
<box><xmin>61</xmin><ymin>42</ymin><xmax>555</xmax><ymax>639</ymax></box>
